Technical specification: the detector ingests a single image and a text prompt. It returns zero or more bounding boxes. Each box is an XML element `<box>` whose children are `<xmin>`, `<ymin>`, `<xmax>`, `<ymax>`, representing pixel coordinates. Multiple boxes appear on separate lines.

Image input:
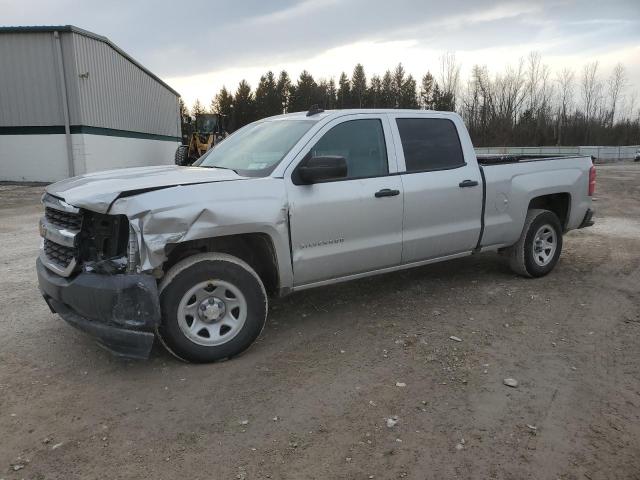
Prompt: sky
<box><xmin>3</xmin><ymin>0</ymin><xmax>640</xmax><ymax>110</ymax></box>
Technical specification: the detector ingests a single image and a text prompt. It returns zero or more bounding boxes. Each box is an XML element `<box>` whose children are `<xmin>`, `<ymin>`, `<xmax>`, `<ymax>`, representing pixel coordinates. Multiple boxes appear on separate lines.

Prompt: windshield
<box><xmin>197</xmin><ymin>115</ymin><xmax>219</xmax><ymax>133</ymax></box>
<box><xmin>196</xmin><ymin>119</ymin><xmax>317</xmax><ymax>176</ymax></box>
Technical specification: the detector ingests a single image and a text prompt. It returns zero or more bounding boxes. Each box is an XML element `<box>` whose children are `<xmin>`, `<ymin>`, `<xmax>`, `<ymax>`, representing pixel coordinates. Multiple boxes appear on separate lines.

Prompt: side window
<box><xmin>310</xmin><ymin>119</ymin><xmax>388</xmax><ymax>179</ymax></box>
<box><xmin>396</xmin><ymin>118</ymin><xmax>465</xmax><ymax>172</ymax></box>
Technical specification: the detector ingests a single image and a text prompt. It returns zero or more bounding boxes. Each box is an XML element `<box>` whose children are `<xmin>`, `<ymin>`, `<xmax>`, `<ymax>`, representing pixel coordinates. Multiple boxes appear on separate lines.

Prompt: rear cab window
<box><xmin>395</xmin><ymin>118</ymin><xmax>465</xmax><ymax>172</ymax></box>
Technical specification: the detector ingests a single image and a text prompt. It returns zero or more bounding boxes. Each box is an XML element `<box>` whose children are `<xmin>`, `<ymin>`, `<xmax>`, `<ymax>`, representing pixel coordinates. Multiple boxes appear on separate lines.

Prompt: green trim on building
<box><xmin>0</xmin><ymin>125</ymin><xmax>66</xmax><ymax>135</ymax></box>
<box><xmin>0</xmin><ymin>125</ymin><xmax>180</xmax><ymax>142</ymax></box>
<box><xmin>69</xmin><ymin>125</ymin><xmax>180</xmax><ymax>141</ymax></box>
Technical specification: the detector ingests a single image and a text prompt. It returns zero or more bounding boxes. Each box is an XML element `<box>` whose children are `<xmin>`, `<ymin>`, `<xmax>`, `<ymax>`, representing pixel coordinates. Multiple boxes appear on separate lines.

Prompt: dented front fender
<box><xmin>109</xmin><ymin>177</ymin><xmax>294</xmax><ymax>291</ymax></box>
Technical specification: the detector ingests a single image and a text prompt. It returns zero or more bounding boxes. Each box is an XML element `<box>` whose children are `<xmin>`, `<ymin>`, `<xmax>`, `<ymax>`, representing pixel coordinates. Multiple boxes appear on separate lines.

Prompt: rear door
<box><xmin>389</xmin><ymin>113</ymin><xmax>483</xmax><ymax>263</ymax></box>
<box><xmin>285</xmin><ymin>114</ymin><xmax>403</xmax><ymax>286</ymax></box>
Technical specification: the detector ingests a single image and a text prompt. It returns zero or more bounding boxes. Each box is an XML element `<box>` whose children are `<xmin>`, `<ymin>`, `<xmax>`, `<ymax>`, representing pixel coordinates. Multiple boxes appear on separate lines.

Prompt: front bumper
<box><xmin>37</xmin><ymin>258</ymin><xmax>161</xmax><ymax>359</ymax></box>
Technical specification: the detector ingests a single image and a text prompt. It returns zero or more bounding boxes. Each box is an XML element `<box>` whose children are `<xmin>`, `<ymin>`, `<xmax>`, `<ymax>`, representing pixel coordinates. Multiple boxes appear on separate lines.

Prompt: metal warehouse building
<box><xmin>0</xmin><ymin>25</ymin><xmax>181</xmax><ymax>182</ymax></box>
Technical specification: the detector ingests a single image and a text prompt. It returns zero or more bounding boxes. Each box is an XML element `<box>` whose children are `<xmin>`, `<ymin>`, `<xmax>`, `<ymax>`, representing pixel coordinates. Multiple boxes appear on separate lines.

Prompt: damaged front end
<box><xmin>38</xmin><ymin>194</ymin><xmax>160</xmax><ymax>359</ymax></box>
<box><xmin>79</xmin><ymin>211</ymin><xmax>139</xmax><ymax>275</ymax></box>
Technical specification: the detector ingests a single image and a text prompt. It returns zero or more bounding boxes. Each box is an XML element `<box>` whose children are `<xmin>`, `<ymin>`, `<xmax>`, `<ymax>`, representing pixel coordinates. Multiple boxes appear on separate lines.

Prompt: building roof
<box><xmin>0</xmin><ymin>25</ymin><xmax>180</xmax><ymax>97</ymax></box>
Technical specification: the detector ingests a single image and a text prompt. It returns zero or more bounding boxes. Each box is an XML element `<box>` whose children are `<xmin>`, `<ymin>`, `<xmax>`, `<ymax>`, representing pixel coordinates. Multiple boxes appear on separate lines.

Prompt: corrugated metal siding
<box><xmin>72</xmin><ymin>33</ymin><xmax>179</xmax><ymax>137</ymax></box>
<box><xmin>0</xmin><ymin>32</ymin><xmax>65</xmax><ymax>126</ymax></box>
<box><xmin>60</xmin><ymin>33</ymin><xmax>81</xmax><ymax>124</ymax></box>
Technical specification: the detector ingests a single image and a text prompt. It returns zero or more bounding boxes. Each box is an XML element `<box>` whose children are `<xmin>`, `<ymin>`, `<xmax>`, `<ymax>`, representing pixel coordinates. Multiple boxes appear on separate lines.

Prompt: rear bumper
<box><xmin>578</xmin><ymin>208</ymin><xmax>595</xmax><ymax>229</ymax></box>
<box><xmin>37</xmin><ymin>258</ymin><xmax>160</xmax><ymax>359</ymax></box>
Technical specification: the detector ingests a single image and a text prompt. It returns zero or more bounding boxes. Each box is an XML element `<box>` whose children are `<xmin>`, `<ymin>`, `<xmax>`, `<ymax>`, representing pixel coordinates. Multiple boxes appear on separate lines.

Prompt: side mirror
<box><xmin>296</xmin><ymin>155</ymin><xmax>347</xmax><ymax>184</ymax></box>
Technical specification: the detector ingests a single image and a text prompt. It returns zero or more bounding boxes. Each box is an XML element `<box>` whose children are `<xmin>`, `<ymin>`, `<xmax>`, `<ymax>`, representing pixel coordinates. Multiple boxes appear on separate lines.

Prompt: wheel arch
<box><xmin>163</xmin><ymin>233</ymin><xmax>280</xmax><ymax>297</ymax></box>
<box><xmin>527</xmin><ymin>192</ymin><xmax>571</xmax><ymax>230</ymax></box>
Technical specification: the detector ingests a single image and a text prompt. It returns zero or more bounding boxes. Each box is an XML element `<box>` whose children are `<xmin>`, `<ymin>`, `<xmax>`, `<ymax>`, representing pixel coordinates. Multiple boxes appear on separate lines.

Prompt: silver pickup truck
<box><xmin>37</xmin><ymin>109</ymin><xmax>595</xmax><ymax>362</ymax></box>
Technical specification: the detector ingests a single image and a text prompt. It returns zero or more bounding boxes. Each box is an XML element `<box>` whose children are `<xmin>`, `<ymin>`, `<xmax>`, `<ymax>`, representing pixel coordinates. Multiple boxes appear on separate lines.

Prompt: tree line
<box><xmin>180</xmin><ymin>53</ymin><xmax>640</xmax><ymax>147</ymax></box>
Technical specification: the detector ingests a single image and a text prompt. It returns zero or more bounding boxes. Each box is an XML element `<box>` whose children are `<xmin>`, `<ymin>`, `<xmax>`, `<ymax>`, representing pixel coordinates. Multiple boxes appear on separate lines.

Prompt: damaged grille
<box><xmin>40</xmin><ymin>194</ymin><xmax>82</xmax><ymax>276</ymax></box>
<box><xmin>40</xmin><ymin>194</ymin><xmax>131</xmax><ymax>277</ymax></box>
<box><xmin>43</xmin><ymin>238</ymin><xmax>76</xmax><ymax>269</ymax></box>
<box><xmin>45</xmin><ymin>207</ymin><xmax>83</xmax><ymax>230</ymax></box>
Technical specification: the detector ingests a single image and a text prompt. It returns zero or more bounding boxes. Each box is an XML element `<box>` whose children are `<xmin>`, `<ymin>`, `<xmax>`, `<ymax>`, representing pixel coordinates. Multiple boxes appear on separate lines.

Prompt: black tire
<box><xmin>158</xmin><ymin>253</ymin><xmax>267</xmax><ymax>363</ymax></box>
<box><xmin>175</xmin><ymin>145</ymin><xmax>189</xmax><ymax>166</ymax></box>
<box><xmin>508</xmin><ymin>209</ymin><xmax>563</xmax><ymax>278</ymax></box>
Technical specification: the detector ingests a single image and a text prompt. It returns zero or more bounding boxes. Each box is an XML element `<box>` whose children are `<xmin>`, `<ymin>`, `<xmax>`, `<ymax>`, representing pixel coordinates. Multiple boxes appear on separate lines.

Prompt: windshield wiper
<box><xmin>201</xmin><ymin>165</ymin><xmax>238</xmax><ymax>174</ymax></box>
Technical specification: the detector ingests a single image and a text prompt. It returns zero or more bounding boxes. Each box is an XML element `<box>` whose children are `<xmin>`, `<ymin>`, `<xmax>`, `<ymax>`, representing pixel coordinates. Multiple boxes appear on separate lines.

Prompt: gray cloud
<box><xmin>2</xmin><ymin>0</ymin><xmax>639</xmax><ymax>77</ymax></box>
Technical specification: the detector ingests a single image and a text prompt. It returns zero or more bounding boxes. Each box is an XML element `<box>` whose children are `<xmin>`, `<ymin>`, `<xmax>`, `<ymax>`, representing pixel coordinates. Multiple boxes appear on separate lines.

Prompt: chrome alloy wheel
<box><xmin>177</xmin><ymin>280</ymin><xmax>247</xmax><ymax>346</ymax></box>
<box><xmin>532</xmin><ymin>224</ymin><xmax>557</xmax><ymax>267</ymax></box>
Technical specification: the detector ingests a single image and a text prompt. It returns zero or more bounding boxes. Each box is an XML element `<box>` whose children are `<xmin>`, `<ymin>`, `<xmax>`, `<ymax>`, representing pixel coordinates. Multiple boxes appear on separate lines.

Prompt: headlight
<box><xmin>127</xmin><ymin>224</ymin><xmax>140</xmax><ymax>273</ymax></box>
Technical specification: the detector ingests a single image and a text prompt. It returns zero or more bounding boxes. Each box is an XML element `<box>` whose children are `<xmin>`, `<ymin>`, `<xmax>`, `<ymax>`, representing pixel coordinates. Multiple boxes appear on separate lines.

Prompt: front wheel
<box><xmin>158</xmin><ymin>253</ymin><xmax>267</xmax><ymax>362</ymax></box>
<box><xmin>175</xmin><ymin>145</ymin><xmax>189</xmax><ymax>166</ymax></box>
<box><xmin>508</xmin><ymin>209</ymin><xmax>563</xmax><ymax>278</ymax></box>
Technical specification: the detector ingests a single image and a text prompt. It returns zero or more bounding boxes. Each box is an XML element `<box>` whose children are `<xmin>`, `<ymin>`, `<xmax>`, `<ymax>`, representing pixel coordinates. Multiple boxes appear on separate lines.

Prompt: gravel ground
<box><xmin>1</xmin><ymin>163</ymin><xmax>639</xmax><ymax>480</ymax></box>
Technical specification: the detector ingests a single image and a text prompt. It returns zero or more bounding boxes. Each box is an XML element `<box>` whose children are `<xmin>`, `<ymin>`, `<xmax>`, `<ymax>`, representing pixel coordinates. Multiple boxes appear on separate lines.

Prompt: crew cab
<box><xmin>37</xmin><ymin>109</ymin><xmax>596</xmax><ymax>362</ymax></box>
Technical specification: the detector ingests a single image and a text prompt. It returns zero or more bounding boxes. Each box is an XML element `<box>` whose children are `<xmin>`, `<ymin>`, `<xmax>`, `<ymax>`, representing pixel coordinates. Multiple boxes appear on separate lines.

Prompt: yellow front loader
<box><xmin>175</xmin><ymin>113</ymin><xmax>227</xmax><ymax>166</ymax></box>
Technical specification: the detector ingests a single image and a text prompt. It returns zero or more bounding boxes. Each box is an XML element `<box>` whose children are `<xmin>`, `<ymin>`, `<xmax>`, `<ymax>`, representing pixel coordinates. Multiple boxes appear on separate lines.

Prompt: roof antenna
<box><xmin>306</xmin><ymin>104</ymin><xmax>324</xmax><ymax>116</ymax></box>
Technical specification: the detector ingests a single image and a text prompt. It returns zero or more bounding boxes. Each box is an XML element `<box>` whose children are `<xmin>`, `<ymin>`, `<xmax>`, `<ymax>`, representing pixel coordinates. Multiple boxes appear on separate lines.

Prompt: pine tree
<box><xmin>392</xmin><ymin>64</ymin><xmax>407</xmax><ymax>108</ymax></box>
<box><xmin>276</xmin><ymin>71</ymin><xmax>292</xmax><ymax>113</ymax></box>
<box><xmin>255</xmin><ymin>71</ymin><xmax>280</xmax><ymax>119</ymax></box>
<box><xmin>337</xmin><ymin>72</ymin><xmax>351</xmax><ymax>109</ymax></box>
<box><xmin>381</xmin><ymin>70</ymin><xmax>394</xmax><ymax>108</ymax></box>
<box><xmin>368</xmin><ymin>75</ymin><xmax>382</xmax><ymax>108</ymax></box>
<box><xmin>233</xmin><ymin>80</ymin><xmax>256</xmax><ymax>129</ymax></box>
<box><xmin>351</xmin><ymin>64</ymin><xmax>367</xmax><ymax>108</ymax></box>
<box><xmin>400</xmin><ymin>74</ymin><xmax>418</xmax><ymax>108</ymax></box>
<box><xmin>212</xmin><ymin>87</ymin><xmax>233</xmax><ymax>130</ymax></box>
<box><xmin>192</xmin><ymin>99</ymin><xmax>206</xmax><ymax>116</ymax></box>
<box><xmin>431</xmin><ymin>81</ymin><xmax>454</xmax><ymax>111</ymax></box>
<box><xmin>432</xmin><ymin>83</ymin><xmax>442</xmax><ymax>110</ymax></box>
<box><xmin>420</xmin><ymin>72</ymin><xmax>435</xmax><ymax>109</ymax></box>
<box><xmin>289</xmin><ymin>70</ymin><xmax>319</xmax><ymax>112</ymax></box>
<box><xmin>318</xmin><ymin>79</ymin><xmax>337</xmax><ymax>109</ymax></box>
<box><xmin>326</xmin><ymin>78</ymin><xmax>337</xmax><ymax>109</ymax></box>
<box><xmin>178</xmin><ymin>98</ymin><xmax>191</xmax><ymax>140</ymax></box>
<box><xmin>179</xmin><ymin>98</ymin><xmax>190</xmax><ymax>120</ymax></box>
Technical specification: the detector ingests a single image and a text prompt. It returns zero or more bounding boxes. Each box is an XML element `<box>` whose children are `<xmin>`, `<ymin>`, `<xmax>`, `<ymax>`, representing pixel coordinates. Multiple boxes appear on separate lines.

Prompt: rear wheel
<box><xmin>158</xmin><ymin>253</ymin><xmax>267</xmax><ymax>362</ymax></box>
<box><xmin>508</xmin><ymin>209</ymin><xmax>563</xmax><ymax>278</ymax></box>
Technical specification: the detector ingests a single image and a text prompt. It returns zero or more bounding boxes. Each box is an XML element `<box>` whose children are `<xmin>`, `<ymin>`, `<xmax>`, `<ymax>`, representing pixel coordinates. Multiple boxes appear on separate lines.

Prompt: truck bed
<box><xmin>477</xmin><ymin>154</ymin><xmax>586</xmax><ymax>166</ymax></box>
<box><xmin>477</xmin><ymin>153</ymin><xmax>593</xmax><ymax>249</ymax></box>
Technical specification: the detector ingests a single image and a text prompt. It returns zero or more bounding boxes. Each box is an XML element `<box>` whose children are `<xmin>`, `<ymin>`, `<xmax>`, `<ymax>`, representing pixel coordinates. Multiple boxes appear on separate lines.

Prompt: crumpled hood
<box><xmin>46</xmin><ymin>165</ymin><xmax>244</xmax><ymax>213</ymax></box>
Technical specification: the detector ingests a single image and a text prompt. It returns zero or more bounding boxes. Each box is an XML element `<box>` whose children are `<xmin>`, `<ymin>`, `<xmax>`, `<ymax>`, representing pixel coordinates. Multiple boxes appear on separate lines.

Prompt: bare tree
<box><xmin>439</xmin><ymin>52</ymin><xmax>461</xmax><ymax>110</ymax></box>
<box><xmin>539</xmin><ymin>63</ymin><xmax>553</xmax><ymax>117</ymax></box>
<box><xmin>526</xmin><ymin>52</ymin><xmax>542</xmax><ymax>113</ymax></box>
<box><xmin>524</xmin><ymin>52</ymin><xmax>554</xmax><ymax>143</ymax></box>
<box><xmin>581</xmin><ymin>61</ymin><xmax>603</xmax><ymax>142</ymax></box>
<box><xmin>556</xmin><ymin>69</ymin><xmax>575</xmax><ymax>117</ymax></box>
<box><xmin>555</xmin><ymin>68</ymin><xmax>575</xmax><ymax>145</ymax></box>
<box><xmin>460</xmin><ymin>64</ymin><xmax>495</xmax><ymax>143</ymax></box>
<box><xmin>497</xmin><ymin>59</ymin><xmax>526</xmax><ymax>126</ymax></box>
<box><xmin>624</xmin><ymin>91</ymin><xmax>638</xmax><ymax>122</ymax></box>
<box><xmin>607</xmin><ymin>63</ymin><xmax>626</xmax><ymax>126</ymax></box>
<box><xmin>581</xmin><ymin>61</ymin><xmax>601</xmax><ymax>123</ymax></box>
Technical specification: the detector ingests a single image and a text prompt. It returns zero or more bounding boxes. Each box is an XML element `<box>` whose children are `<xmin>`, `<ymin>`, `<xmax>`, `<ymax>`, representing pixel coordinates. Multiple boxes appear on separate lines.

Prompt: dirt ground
<box><xmin>1</xmin><ymin>163</ymin><xmax>639</xmax><ymax>480</ymax></box>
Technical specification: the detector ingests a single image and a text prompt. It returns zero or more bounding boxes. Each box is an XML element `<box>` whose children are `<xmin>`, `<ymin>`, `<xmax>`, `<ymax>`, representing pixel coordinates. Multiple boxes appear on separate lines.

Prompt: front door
<box><xmin>285</xmin><ymin>114</ymin><xmax>403</xmax><ymax>286</ymax></box>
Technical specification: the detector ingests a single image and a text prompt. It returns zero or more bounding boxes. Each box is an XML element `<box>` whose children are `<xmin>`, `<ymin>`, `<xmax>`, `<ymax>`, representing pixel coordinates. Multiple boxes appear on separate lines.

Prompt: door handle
<box><xmin>459</xmin><ymin>179</ymin><xmax>479</xmax><ymax>188</ymax></box>
<box><xmin>375</xmin><ymin>188</ymin><xmax>400</xmax><ymax>198</ymax></box>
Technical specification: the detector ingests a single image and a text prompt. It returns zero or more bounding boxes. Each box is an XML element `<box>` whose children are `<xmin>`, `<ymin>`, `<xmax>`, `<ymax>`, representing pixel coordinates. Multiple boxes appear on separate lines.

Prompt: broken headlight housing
<box><xmin>127</xmin><ymin>224</ymin><xmax>140</xmax><ymax>273</ymax></box>
<box><xmin>77</xmin><ymin>213</ymin><xmax>139</xmax><ymax>274</ymax></box>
